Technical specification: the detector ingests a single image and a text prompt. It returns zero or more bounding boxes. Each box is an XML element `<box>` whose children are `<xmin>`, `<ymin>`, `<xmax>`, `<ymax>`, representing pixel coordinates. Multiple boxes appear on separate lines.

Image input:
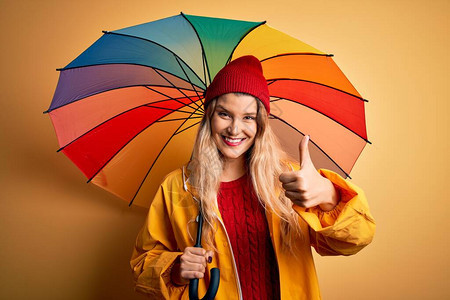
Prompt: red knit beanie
<box><xmin>204</xmin><ymin>55</ymin><xmax>270</xmax><ymax>114</ymax></box>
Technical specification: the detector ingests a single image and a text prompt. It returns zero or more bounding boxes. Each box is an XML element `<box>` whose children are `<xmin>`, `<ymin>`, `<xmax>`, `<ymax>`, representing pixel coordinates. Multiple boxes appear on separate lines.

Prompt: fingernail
<box><xmin>208</xmin><ymin>256</ymin><xmax>212</xmax><ymax>263</ymax></box>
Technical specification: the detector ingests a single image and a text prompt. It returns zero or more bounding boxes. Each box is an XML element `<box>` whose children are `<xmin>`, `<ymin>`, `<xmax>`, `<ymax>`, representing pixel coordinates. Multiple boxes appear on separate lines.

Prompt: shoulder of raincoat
<box><xmin>130</xmin><ymin>166</ymin><xmax>376</xmax><ymax>299</ymax></box>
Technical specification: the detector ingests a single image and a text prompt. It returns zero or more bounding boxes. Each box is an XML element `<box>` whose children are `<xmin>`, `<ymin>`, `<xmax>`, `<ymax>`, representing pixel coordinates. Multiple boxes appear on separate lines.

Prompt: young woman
<box><xmin>130</xmin><ymin>56</ymin><xmax>375</xmax><ymax>299</ymax></box>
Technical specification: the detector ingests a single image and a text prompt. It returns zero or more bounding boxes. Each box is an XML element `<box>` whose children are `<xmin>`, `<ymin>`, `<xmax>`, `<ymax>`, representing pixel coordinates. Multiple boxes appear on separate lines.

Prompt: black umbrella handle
<box><xmin>188</xmin><ymin>212</ymin><xmax>220</xmax><ymax>300</ymax></box>
<box><xmin>189</xmin><ymin>268</ymin><xmax>220</xmax><ymax>300</ymax></box>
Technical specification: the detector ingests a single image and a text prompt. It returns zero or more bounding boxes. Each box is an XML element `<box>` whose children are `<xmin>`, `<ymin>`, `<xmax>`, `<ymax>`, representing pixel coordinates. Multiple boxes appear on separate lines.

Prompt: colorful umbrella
<box><xmin>47</xmin><ymin>13</ymin><xmax>369</xmax><ymax>208</ymax></box>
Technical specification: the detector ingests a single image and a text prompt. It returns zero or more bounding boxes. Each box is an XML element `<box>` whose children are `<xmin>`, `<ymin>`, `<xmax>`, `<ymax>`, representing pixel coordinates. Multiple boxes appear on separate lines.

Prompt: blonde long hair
<box><xmin>187</xmin><ymin>95</ymin><xmax>302</xmax><ymax>251</ymax></box>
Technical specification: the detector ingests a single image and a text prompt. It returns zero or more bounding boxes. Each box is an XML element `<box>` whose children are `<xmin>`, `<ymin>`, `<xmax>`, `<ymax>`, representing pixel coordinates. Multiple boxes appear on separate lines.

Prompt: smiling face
<box><xmin>210</xmin><ymin>93</ymin><xmax>258</xmax><ymax>163</ymax></box>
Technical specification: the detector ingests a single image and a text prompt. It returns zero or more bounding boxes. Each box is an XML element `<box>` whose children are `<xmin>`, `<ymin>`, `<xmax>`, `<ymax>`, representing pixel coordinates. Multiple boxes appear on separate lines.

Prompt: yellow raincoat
<box><xmin>130</xmin><ymin>166</ymin><xmax>375</xmax><ymax>299</ymax></box>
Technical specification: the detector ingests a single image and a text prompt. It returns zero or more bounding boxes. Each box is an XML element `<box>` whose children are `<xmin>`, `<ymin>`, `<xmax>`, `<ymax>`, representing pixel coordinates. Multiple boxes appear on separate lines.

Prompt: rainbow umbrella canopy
<box><xmin>47</xmin><ymin>13</ymin><xmax>369</xmax><ymax>207</ymax></box>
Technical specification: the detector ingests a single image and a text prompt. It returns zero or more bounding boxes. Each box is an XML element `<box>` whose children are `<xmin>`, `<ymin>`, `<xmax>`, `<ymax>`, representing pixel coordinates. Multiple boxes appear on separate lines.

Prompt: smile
<box><xmin>222</xmin><ymin>136</ymin><xmax>245</xmax><ymax>146</ymax></box>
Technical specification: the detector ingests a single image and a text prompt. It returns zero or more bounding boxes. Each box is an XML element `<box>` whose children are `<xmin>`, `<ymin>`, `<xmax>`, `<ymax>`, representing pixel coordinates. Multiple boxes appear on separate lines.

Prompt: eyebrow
<box><xmin>216</xmin><ymin>104</ymin><xmax>257</xmax><ymax>115</ymax></box>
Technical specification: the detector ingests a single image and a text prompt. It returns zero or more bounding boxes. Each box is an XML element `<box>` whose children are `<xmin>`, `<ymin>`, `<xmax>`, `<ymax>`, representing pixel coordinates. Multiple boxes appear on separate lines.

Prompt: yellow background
<box><xmin>1</xmin><ymin>0</ymin><xmax>448</xmax><ymax>299</ymax></box>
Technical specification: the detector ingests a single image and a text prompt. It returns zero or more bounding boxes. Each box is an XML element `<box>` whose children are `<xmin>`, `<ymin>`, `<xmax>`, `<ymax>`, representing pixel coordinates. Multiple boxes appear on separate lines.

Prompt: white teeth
<box><xmin>224</xmin><ymin>136</ymin><xmax>243</xmax><ymax>143</ymax></box>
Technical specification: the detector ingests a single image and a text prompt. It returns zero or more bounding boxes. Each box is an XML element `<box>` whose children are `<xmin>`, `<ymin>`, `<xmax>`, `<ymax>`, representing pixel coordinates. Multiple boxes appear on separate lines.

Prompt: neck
<box><xmin>221</xmin><ymin>157</ymin><xmax>247</xmax><ymax>182</ymax></box>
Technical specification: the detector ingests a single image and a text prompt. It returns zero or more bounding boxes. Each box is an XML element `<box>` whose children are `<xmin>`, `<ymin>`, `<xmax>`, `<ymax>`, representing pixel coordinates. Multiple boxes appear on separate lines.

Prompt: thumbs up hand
<box><xmin>279</xmin><ymin>135</ymin><xmax>338</xmax><ymax>211</ymax></box>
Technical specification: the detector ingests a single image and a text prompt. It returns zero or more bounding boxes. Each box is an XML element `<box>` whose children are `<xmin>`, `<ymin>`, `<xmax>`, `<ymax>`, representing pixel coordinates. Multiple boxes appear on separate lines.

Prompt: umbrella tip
<box><xmin>102</xmin><ymin>30</ymin><xmax>110</xmax><ymax>34</ymax></box>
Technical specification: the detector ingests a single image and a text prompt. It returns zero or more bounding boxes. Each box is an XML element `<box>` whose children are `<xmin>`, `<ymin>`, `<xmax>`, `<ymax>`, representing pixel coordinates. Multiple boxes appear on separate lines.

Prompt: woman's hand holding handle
<box><xmin>171</xmin><ymin>247</ymin><xmax>214</xmax><ymax>286</ymax></box>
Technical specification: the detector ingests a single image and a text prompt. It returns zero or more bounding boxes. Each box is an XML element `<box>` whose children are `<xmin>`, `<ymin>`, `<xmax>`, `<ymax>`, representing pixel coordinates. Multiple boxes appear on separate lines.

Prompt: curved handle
<box><xmin>188</xmin><ymin>211</ymin><xmax>220</xmax><ymax>300</ymax></box>
<box><xmin>189</xmin><ymin>268</ymin><xmax>220</xmax><ymax>300</ymax></box>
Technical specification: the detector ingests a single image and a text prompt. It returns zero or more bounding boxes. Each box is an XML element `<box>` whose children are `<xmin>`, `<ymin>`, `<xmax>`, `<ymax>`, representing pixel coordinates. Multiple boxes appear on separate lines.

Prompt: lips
<box><xmin>222</xmin><ymin>135</ymin><xmax>245</xmax><ymax>146</ymax></box>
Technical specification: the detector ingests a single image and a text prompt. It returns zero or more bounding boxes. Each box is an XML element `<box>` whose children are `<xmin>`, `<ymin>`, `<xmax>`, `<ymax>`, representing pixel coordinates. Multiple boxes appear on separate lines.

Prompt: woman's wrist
<box><xmin>318</xmin><ymin>179</ymin><xmax>339</xmax><ymax>212</ymax></box>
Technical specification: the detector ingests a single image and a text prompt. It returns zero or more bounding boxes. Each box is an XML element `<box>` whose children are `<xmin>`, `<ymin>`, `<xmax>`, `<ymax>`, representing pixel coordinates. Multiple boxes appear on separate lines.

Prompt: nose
<box><xmin>227</xmin><ymin>119</ymin><xmax>240</xmax><ymax>135</ymax></box>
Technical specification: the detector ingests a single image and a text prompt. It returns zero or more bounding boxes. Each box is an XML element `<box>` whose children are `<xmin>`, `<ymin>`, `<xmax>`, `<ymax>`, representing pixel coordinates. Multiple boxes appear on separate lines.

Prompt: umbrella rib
<box><xmin>260</xmin><ymin>53</ymin><xmax>334</xmax><ymax>63</ymax></box>
<box><xmin>270</xmin><ymin>114</ymin><xmax>352</xmax><ymax>179</ymax></box>
<box><xmin>202</xmin><ymin>49</ymin><xmax>208</xmax><ymax>88</ymax></box>
<box><xmin>269</xmin><ymin>97</ymin><xmax>283</xmax><ymax>101</ymax></box>
<box><xmin>128</xmin><ymin>104</ymin><xmax>204</xmax><ymax>206</ymax></box>
<box><xmin>152</xmin><ymin>68</ymin><xmax>203</xmax><ymax>111</ymax></box>
<box><xmin>146</xmin><ymin>104</ymin><xmax>203</xmax><ymax>116</ymax></box>
<box><xmin>181</xmin><ymin>12</ymin><xmax>212</xmax><ymax>85</ymax></box>
<box><xmin>155</xmin><ymin>117</ymin><xmax>202</xmax><ymax>123</ymax></box>
<box><xmin>174</xmin><ymin>120</ymin><xmax>202</xmax><ymax>136</ymax></box>
<box><xmin>269</xmin><ymin>95</ymin><xmax>371</xmax><ymax>144</ymax></box>
<box><xmin>95</xmin><ymin>31</ymin><xmax>206</xmax><ymax>87</ymax></box>
<box><xmin>57</xmin><ymin>98</ymin><xmax>199</xmax><ymax>152</ymax></box>
<box><xmin>269</xmin><ymin>78</ymin><xmax>368</xmax><ymax>102</ymax></box>
<box><xmin>173</xmin><ymin>54</ymin><xmax>204</xmax><ymax>111</ymax></box>
<box><xmin>46</xmin><ymin>83</ymin><xmax>202</xmax><ymax>114</ymax></box>
<box><xmin>144</xmin><ymin>85</ymin><xmax>200</xmax><ymax>112</ymax></box>
<box><xmin>227</xmin><ymin>21</ymin><xmax>266</xmax><ymax>64</ymax></box>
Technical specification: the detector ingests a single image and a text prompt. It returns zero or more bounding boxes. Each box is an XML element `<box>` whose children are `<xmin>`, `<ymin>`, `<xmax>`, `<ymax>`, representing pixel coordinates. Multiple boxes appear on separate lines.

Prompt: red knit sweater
<box><xmin>217</xmin><ymin>173</ymin><xmax>280</xmax><ymax>300</ymax></box>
